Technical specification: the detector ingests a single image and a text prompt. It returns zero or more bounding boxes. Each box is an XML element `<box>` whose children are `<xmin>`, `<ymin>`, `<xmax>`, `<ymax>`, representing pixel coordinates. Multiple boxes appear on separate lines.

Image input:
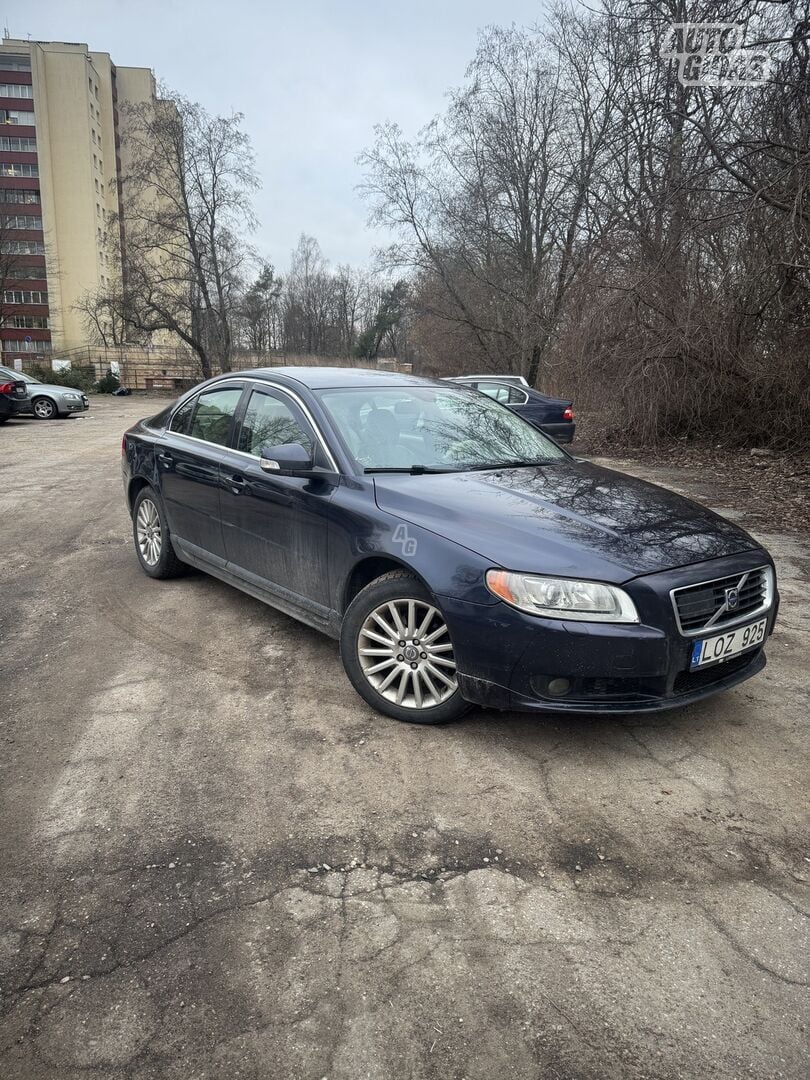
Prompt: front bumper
<box><xmin>442</xmin><ymin>550</ymin><xmax>778</xmax><ymax>714</ymax></box>
<box><xmin>61</xmin><ymin>395</ymin><xmax>88</xmax><ymax>413</ymax></box>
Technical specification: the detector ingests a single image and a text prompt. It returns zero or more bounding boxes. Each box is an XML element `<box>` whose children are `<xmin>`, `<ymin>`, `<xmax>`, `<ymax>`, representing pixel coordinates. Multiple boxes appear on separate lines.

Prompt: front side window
<box><xmin>187</xmin><ymin>386</ymin><xmax>243</xmax><ymax>446</ymax></box>
<box><xmin>317</xmin><ymin>385</ymin><xmax>566</xmax><ymax>471</ymax></box>
<box><xmin>238</xmin><ymin>389</ymin><xmax>313</xmax><ymax>457</ymax></box>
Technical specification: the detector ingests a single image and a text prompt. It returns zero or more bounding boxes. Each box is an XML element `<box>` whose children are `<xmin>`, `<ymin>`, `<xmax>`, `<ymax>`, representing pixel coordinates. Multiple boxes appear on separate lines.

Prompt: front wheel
<box><xmin>132</xmin><ymin>486</ymin><xmax>186</xmax><ymax>579</ymax></box>
<box><xmin>340</xmin><ymin>570</ymin><xmax>470</xmax><ymax>724</ymax></box>
<box><xmin>32</xmin><ymin>396</ymin><xmax>57</xmax><ymax>420</ymax></box>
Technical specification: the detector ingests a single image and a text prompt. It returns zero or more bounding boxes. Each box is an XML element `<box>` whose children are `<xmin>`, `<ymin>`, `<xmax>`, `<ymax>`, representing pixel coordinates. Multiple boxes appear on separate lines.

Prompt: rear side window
<box><xmin>188</xmin><ymin>387</ymin><xmax>243</xmax><ymax>446</ymax></box>
<box><xmin>238</xmin><ymin>389</ymin><xmax>313</xmax><ymax>456</ymax></box>
<box><xmin>478</xmin><ymin>382</ymin><xmax>511</xmax><ymax>403</ymax></box>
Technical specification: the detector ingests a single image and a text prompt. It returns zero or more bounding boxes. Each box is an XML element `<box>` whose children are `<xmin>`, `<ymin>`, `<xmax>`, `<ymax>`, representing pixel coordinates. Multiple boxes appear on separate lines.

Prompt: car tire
<box><xmin>32</xmin><ymin>396</ymin><xmax>57</xmax><ymax>420</ymax></box>
<box><xmin>132</xmin><ymin>485</ymin><xmax>187</xmax><ymax>580</ymax></box>
<box><xmin>340</xmin><ymin>569</ymin><xmax>470</xmax><ymax>724</ymax></box>
<box><xmin>0</xmin><ymin>416</ymin><xmax>7</xmax><ymax>424</ymax></box>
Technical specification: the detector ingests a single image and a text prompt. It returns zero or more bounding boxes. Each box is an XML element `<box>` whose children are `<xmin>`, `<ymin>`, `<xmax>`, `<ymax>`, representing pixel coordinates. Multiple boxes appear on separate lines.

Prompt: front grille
<box><xmin>672</xmin><ymin>565</ymin><xmax>772</xmax><ymax>635</ymax></box>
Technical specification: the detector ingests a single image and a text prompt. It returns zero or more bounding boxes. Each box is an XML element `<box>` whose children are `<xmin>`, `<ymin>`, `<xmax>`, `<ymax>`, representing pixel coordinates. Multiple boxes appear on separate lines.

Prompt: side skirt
<box><xmin>171</xmin><ymin>536</ymin><xmax>341</xmax><ymax>639</ymax></box>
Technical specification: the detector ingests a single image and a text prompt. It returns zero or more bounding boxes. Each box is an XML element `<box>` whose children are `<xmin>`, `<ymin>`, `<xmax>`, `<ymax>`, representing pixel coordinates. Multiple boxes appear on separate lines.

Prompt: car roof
<box><xmin>237</xmin><ymin>366</ymin><xmax>444</xmax><ymax>390</ymax></box>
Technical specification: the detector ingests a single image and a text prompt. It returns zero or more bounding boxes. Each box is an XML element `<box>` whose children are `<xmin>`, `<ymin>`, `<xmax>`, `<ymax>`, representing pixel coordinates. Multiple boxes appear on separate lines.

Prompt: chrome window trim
<box><xmin>670</xmin><ymin>565</ymin><xmax>773</xmax><ymax>637</ymax></box>
<box><xmin>165</xmin><ymin>376</ymin><xmax>340</xmax><ymax>472</ymax></box>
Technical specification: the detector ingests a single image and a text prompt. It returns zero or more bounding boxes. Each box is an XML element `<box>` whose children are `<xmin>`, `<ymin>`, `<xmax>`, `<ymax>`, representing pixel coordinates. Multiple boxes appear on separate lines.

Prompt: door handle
<box><xmin>157</xmin><ymin>451</ymin><xmax>174</xmax><ymax>465</ymax></box>
<box><xmin>227</xmin><ymin>473</ymin><xmax>248</xmax><ymax>493</ymax></box>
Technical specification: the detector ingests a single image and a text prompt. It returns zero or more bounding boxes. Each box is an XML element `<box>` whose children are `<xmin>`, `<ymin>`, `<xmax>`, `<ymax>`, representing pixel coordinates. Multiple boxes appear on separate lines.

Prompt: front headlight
<box><xmin>64</xmin><ymin>393</ymin><xmax>79</xmax><ymax>400</ymax></box>
<box><xmin>486</xmin><ymin>570</ymin><xmax>639</xmax><ymax>623</ymax></box>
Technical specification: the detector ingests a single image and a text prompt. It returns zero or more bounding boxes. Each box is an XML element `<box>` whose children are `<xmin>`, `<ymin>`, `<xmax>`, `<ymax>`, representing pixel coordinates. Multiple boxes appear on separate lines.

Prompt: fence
<box><xmin>29</xmin><ymin>345</ymin><xmax>412</xmax><ymax>391</ymax></box>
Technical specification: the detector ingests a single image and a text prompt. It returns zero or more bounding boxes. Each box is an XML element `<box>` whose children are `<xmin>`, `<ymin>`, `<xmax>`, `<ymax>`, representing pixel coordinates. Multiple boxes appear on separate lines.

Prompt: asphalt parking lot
<box><xmin>1</xmin><ymin>398</ymin><xmax>808</xmax><ymax>1080</ymax></box>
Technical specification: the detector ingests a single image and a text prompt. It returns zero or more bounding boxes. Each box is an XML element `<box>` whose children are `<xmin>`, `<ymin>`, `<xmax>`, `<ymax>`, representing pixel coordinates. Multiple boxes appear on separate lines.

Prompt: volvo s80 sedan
<box><xmin>122</xmin><ymin>368</ymin><xmax>778</xmax><ymax>724</ymax></box>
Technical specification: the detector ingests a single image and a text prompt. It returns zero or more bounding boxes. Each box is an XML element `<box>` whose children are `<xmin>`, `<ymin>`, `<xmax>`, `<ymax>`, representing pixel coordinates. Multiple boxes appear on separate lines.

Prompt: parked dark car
<box><xmin>122</xmin><ymin>368</ymin><xmax>778</xmax><ymax>724</ymax></box>
<box><xmin>446</xmin><ymin>375</ymin><xmax>575</xmax><ymax>443</ymax></box>
<box><xmin>0</xmin><ymin>372</ymin><xmax>29</xmax><ymax>423</ymax></box>
<box><xmin>0</xmin><ymin>365</ymin><xmax>90</xmax><ymax>419</ymax></box>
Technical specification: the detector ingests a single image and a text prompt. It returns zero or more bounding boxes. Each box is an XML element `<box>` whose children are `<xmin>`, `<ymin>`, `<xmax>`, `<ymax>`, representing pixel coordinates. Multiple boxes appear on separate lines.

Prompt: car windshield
<box><xmin>316</xmin><ymin>385</ymin><xmax>568</xmax><ymax>471</ymax></box>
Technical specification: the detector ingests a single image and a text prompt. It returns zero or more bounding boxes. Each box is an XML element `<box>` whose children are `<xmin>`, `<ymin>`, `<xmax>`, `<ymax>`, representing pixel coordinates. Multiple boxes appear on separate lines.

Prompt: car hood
<box><xmin>373</xmin><ymin>460</ymin><xmax>759</xmax><ymax>582</ymax></box>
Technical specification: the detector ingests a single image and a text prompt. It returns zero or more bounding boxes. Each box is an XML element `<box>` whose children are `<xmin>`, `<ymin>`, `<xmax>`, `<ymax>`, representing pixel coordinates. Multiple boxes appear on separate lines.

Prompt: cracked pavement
<box><xmin>1</xmin><ymin>398</ymin><xmax>807</xmax><ymax>1079</ymax></box>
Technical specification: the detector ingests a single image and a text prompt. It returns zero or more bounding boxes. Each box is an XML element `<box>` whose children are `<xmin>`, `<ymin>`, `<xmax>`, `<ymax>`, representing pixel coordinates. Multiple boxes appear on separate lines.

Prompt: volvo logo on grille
<box><xmin>725</xmin><ymin>586</ymin><xmax>740</xmax><ymax>610</ymax></box>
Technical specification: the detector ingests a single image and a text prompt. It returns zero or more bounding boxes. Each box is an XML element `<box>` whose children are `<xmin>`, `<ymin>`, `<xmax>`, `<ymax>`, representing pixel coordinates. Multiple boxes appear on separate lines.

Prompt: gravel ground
<box><xmin>0</xmin><ymin>398</ymin><xmax>808</xmax><ymax>1080</ymax></box>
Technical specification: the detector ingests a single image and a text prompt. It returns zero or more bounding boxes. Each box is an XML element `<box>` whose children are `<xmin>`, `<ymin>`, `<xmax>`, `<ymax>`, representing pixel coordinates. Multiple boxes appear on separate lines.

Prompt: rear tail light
<box><xmin>0</xmin><ymin>382</ymin><xmax>16</xmax><ymax>394</ymax></box>
<box><xmin>563</xmin><ymin>407</ymin><xmax>574</xmax><ymax>421</ymax></box>
<box><xmin>121</xmin><ymin>434</ymin><xmax>127</xmax><ymax>457</ymax></box>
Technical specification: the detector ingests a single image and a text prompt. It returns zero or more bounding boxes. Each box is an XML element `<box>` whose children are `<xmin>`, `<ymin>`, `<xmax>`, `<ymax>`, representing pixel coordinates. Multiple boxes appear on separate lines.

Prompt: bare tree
<box><xmin>83</xmin><ymin>91</ymin><xmax>259</xmax><ymax>379</ymax></box>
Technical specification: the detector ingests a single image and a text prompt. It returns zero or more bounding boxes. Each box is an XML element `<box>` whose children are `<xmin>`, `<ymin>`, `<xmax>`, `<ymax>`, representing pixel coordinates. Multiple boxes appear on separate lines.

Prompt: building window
<box><xmin>9</xmin><ymin>314</ymin><xmax>49</xmax><ymax>329</ymax></box>
<box><xmin>0</xmin><ymin>240</ymin><xmax>45</xmax><ymax>254</ymax></box>
<box><xmin>2</xmin><ymin>339</ymin><xmax>51</xmax><ymax>353</ymax></box>
<box><xmin>0</xmin><ymin>84</ymin><xmax>33</xmax><ymax>99</ymax></box>
<box><xmin>5</xmin><ymin>267</ymin><xmax>45</xmax><ymax>279</ymax></box>
<box><xmin>0</xmin><ymin>162</ymin><xmax>38</xmax><ymax>177</ymax></box>
<box><xmin>0</xmin><ymin>188</ymin><xmax>40</xmax><ymax>203</ymax></box>
<box><xmin>4</xmin><ymin>215</ymin><xmax>42</xmax><ymax>229</ymax></box>
<box><xmin>0</xmin><ymin>110</ymin><xmax>34</xmax><ymax>126</ymax></box>
<box><xmin>0</xmin><ymin>57</ymin><xmax>31</xmax><ymax>72</ymax></box>
<box><xmin>4</xmin><ymin>289</ymin><xmax>48</xmax><ymax>304</ymax></box>
<box><xmin>0</xmin><ymin>136</ymin><xmax>36</xmax><ymax>151</ymax></box>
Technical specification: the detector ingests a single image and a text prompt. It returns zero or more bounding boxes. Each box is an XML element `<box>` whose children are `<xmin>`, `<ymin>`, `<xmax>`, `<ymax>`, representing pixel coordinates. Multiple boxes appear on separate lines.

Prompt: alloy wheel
<box><xmin>358</xmin><ymin>598</ymin><xmax>458</xmax><ymax>709</ymax></box>
<box><xmin>136</xmin><ymin>498</ymin><xmax>162</xmax><ymax>566</ymax></box>
<box><xmin>33</xmin><ymin>398</ymin><xmax>56</xmax><ymax>419</ymax></box>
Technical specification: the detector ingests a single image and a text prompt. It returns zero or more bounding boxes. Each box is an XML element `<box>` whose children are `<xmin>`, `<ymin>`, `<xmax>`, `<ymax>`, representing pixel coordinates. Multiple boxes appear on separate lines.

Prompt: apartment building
<box><xmin>0</xmin><ymin>35</ymin><xmax>157</xmax><ymax>361</ymax></box>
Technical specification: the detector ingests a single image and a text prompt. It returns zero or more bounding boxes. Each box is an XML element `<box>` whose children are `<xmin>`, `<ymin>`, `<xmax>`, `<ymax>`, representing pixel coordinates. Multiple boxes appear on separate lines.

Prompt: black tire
<box><xmin>340</xmin><ymin>569</ymin><xmax>470</xmax><ymax>724</ymax></box>
<box><xmin>32</xmin><ymin>396</ymin><xmax>57</xmax><ymax>420</ymax></box>
<box><xmin>132</xmin><ymin>485</ymin><xmax>187</xmax><ymax>580</ymax></box>
<box><xmin>0</xmin><ymin>416</ymin><xmax>7</xmax><ymax>424</ymax></box>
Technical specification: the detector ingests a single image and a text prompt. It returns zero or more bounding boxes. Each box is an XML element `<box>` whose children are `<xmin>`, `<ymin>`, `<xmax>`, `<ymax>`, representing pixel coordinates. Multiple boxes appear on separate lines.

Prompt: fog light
<box><xmin>547</xmin><ymin>677</ymin><xmax>571</xmax><ymax>697</ymax></box>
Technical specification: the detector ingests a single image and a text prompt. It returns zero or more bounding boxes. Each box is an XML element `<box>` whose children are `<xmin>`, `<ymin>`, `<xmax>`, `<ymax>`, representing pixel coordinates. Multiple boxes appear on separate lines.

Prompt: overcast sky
<box><xmin>19</xmin><ymin>1</ymin><xmax>544</xmax><ymax>274</ymax></box>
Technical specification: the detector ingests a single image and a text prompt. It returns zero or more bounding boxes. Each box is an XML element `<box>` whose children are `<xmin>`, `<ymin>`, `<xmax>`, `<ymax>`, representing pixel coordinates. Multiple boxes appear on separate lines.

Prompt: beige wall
<box><xmin>0</xmin><ymin>38</ymin><xmax>157</xmax><ymax>353</ymax></box>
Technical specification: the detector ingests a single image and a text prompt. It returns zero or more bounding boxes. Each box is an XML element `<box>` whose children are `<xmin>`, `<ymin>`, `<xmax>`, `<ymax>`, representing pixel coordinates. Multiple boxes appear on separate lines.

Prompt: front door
<box><xmin>158</xmin><ymin>383</ymin><xmax>245</xmax><ymax>561</ymax></box>
<box><xmin>218</xmin><ymin>385</ymin><xmax>335</xmax><ymax>608</ymax></box>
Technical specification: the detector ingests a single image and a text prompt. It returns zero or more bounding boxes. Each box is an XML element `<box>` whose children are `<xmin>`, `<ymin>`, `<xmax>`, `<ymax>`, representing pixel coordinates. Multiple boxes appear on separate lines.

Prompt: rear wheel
<box><xmin>132</xmin><ymin>486</ymin><xmax>186</xmax><ymax>579</ymax></box>
<box><xmin>340</xmin><ymin>570</ymin><xmax>470</xmax><ymax>724</ymax></box>
<box><xmin>32</xmin><ymin>396</ymin><xmax>57</xmax><ymax>420</ymax></box>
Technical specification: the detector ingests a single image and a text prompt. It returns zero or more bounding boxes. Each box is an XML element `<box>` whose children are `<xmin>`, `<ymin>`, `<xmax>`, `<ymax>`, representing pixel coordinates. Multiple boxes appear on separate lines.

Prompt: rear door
<box><xmin>218</xmin><ymin>384</ymin><xmax>336</xmax><ymax>608</ymax></box>
<box><xmin>157</xmin><ymin>383</ymin><xmax>246</xmax><ymax>562</ymax></box>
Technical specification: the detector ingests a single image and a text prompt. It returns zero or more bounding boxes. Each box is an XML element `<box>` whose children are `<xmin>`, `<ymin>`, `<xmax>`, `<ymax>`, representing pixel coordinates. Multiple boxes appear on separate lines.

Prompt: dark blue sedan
<box><xmin>122</xmin><ymin>368</ymin><xmax>778</xmax><ymax>724</ymax></box>
<box><xmin>447</xmin><ymin>376</ymin><xmax>575</xmax><ymax>443</ymax></box>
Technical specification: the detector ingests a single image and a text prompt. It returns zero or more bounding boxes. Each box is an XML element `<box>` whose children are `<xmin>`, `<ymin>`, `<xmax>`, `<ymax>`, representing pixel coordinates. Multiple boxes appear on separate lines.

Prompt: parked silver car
<box><xmin>0</xmin><ymin>365</ymin><xmax>90</xmax><ymax>419</ymax></box>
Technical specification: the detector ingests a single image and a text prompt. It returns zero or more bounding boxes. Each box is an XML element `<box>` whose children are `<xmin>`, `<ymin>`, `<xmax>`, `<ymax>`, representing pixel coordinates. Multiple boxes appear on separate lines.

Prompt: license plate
<box><xmin>690</xmin><ymin>617</ymin><xmax>767</xmax><ymax>668</ymax></box>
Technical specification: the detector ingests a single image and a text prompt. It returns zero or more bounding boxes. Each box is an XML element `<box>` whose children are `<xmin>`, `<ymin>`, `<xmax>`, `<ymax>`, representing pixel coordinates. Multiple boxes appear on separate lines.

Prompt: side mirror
<box><xmin>260</xmin><ymin>442</ymin><xmax>315</xmax><ymax>476</ymax></box>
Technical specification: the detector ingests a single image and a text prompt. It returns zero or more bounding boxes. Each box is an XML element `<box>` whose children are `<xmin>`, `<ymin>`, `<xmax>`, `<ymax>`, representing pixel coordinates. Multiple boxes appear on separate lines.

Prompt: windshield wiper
<box><xmin>364</xmin><ymin>465</ymin><xmax>460</xmax><ymax>474</ymax></box>
<box><xmin>464</xmin><ymin>459</ymin><xmax>555</xmax><ymax>471</ymax></box>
